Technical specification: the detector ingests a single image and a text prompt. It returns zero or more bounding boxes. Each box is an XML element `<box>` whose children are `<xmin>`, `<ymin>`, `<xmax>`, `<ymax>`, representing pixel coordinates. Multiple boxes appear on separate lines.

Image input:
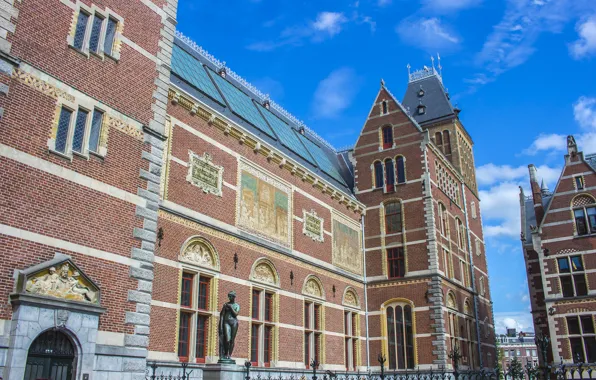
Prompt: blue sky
<box><xmin>176</xmin><ymin>0</ymin><xmax>596</xmax><ymax>333</ymax></box>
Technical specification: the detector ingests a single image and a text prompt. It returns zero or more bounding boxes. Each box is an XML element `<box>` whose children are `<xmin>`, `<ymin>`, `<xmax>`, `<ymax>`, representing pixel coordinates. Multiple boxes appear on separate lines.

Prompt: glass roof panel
<box><xmin>300</xmin><ymin>135</ymin><xmax>347</xmax><ymax>186</ymax></box>
<box><xmin>171</xmin><ymin>45</ymin><xmax>224</xmax><ymax>104</ymax></box>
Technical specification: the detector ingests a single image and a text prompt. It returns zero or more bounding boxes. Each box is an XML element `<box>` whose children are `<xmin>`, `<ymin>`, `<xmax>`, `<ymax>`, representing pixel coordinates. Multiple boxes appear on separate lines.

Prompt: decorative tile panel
<box><xmin>332</xmin><ymin>215</ymin><xmax>363</xmax><ymax>275</ymax></box>
<box><xmin>186</xmin><ymin>151</ymin><xmax>224</xmax><ymax>197</ymax></box>
<box><xmin>303</xmin><ymin>209</ymin><xmax>324</xmax><ymax>243</ymax></box>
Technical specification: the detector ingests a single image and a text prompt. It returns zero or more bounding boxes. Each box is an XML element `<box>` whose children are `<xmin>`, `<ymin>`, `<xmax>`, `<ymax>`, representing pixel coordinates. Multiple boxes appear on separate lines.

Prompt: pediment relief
<box><xmin>303</xmin><ymin>276</ymin><xmax>324</xmax><ymax>299</ymax></box>
<box><xmin>343</xmin><ymin>287</ymin><xmax>360</xmax><ymax>308</ymax></box>
<box><xmin>15</xmin><ymin>253</ymin><xmax>100</xmax><ymax>304</ymax></box>
<box><xmin>180</xmin><ymin>237</ymin><xmax>220</xmax><ymax>270</ymax></box>
<box><xmin>250</xmin><ymin>259</ymin><xmax>279</xmax><ymax>287</ymax></box>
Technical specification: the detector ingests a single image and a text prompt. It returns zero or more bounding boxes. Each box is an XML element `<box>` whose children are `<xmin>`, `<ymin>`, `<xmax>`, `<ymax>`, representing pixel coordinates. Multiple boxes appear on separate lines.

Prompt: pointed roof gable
<box><xmin>402</xmin><ymin>70</ymin><xmax>455</xmax><ymax>126</ymax></box>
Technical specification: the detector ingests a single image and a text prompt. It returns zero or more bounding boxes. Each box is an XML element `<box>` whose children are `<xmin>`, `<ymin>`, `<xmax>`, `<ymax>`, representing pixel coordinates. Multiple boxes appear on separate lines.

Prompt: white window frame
<box><xmin>304</xmin><ymin>299</ymin><xmax>323</xmax><ymax>368</ymax></box>
<box><xmin>67</xmin><ymin>2</ymin><xmax>123</xmax><ymax>61</ymax></box>
<box><xmin>574</xmin><ymin>175</ymin><xmax>585</xmax><ymax>190</ymax></box>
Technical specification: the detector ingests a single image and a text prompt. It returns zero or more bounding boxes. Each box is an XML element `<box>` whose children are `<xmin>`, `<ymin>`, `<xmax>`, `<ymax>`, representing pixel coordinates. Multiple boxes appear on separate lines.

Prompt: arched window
<box><xmin>374</xmin><ymin>161</ymin><xmax>383</xmax><ymax>189</ymax></box>
<box><xmin>396</xmin><ymin>156</ymin><xmax>406</xmax><ymax>184</ymax></box>
<box><xmin>435</xmin><ymin>132</ymin><xmax>443</xmax><ymax>147</ymax></box>
<box><xmin>443</xmin><ymin>130</ymin><xmax>451</xmax><ymax>155</ymax></box>
<box><xmin>382</xmin><ymin>126</ymin><xmax>393</xmax><ymax>149</ymax></box>
<box><xmin>572</xmin><ymin>195</ymin><xmax>596</xmax><ymax>236</ymax></box>
<box><xmin>385</xmin><ymin>159</ymin><xmax>395</xmax><ymax>192</ymax></box>
<box><xmin>456</xmin><ymin>218</ymin><xmax>466</xmax><ymax>249</ymax></box>
<box><xmin>385</xmin><ymin>201</ymin><xmax>402</xmax><ymax>234</ymax></box>
<box><xmin>386</xmin><ymin>304</ymin><xmax>415</xmax><ymax>370</ymax></box>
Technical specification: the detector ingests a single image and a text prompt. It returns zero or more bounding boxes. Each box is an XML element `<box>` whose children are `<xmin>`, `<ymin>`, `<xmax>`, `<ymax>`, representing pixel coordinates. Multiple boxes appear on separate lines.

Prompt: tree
<box><xmin>508</xmin><ymin>357</ymin><xmax>524</xmax><ymax>380</ymax></box>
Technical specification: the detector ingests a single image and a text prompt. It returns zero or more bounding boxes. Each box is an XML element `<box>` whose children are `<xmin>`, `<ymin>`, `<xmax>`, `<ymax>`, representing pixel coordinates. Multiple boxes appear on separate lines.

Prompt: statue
<box><xmin>218</xmin><ymin>290</ymin><xmax>240</xmax><ymax>363</ymax></box>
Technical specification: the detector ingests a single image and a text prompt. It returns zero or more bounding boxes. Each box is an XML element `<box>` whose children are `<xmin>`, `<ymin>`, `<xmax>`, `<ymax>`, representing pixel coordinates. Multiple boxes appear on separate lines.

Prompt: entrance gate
<box><xmin>24</xmin><ymin>329</ymin><xmax>75</xmax><ymax>380</ymax></box>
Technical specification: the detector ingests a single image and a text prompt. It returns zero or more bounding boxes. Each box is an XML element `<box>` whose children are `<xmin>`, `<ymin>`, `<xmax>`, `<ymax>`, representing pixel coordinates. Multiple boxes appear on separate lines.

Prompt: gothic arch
<box><xmin>463</xmin><ymin>298</ymin><xmax>472</xmax><ymax>315</ymax></box>
<box><xmin>179</xmin><ymin>236</ymin><xmax>220</xmax><ymax>271</ymax></box>
<box><xmin>302</xmin><ymin>275</ymin><xmax>325</xmax><ymax>300</ymax></box>
<box><xmin>380</xmin><ymin>298</ymin><xmax>417</xmax><ymax>369</ymax></box>
<box><xmin>446</xmin><ymin>291</ymin><xmax>457</xmax><ymax>310</ymax></box>
<box><xmin>342</xmin><ymin>286</ymin><xmax>360</xmax><ymax>309</ymax></box>
<box><xmin>249</xmin><ymin>257</ymin><xmax>280</xmax><ymax>287</ymax></box>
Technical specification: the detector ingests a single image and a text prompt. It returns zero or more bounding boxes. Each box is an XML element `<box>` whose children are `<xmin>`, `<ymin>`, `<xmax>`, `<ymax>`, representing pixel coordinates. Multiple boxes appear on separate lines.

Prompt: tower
<box><xmin>351</xmin><ymin>65</ymin><xmax>494</xmax><ymax>370</ymax></box>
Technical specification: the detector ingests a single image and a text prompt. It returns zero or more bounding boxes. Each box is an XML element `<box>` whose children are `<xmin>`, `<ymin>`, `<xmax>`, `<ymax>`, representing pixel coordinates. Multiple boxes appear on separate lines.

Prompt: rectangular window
<box><xmin>177</xmin><ymin>272</ymin><xmax>212</xmax><ymax>362</ymax></box>
<box><xmin>72</xmin><ymin>108</ymin><xmax>89</xmax><ymax>154</ymax></box>
<box><xmin>196</xmin><ymin>315</ymin><xmax>208</xmax><ymax>362</ymax></box>
<box><xmin>575</xmin><ymin>176</ymin><xmax>585</xmax><ymax>190</ymax></box>
<box><xmin>180</xmin><ymin>273</ymin><xmax>193</xmax><ymax>308</ymax></box>
<box><xmin>104</xmin><ymin>18</ymin><xmax>118</xmax><ymax>55</ymax></box>
<box><xmin>344</xmin><ymin>311</ymin><xmax>358</xmax><ymax>370</ymax></box>
<box><xmin>582</xmin><ymin>316</ymin><xmax>595</xmax><ymax>334</ymax></box>
<box><xmin>387</xmin><ymin>247</ymin><xmax>405</xmax><ymax>279</ymax></box>
<box><xmin>559</xmin><ymin>256</ymin><xmax>588</xmax><ymax>298</ymax></box>
<box><xmin>264</xmin><ymin>293</ymin><xmax>273</xmax><ymax>322</ymax></box>
<box><xmin>250</xmin><ymin>324</ymin><xmax>259</xmax><ymax>365</ymax></box>
<box><xmin>304</xmin><ymin>301</ymin><xmax>323</xmax><ymax>368</ymax></box>
<box><xmin>252</xmin><ymin>289</ymin><xmax>260</xmax><ymax>320</ymax></box>
<box><xmin>89</xmin><ymin>14</ymin><xmax>104</xmax><ymax>54</ymax></box>
<box><xmin>264</xmin><ymin>325</ymin><xmax>272</xmax><ymax>367</ymax></box>
<box><xmin>178</xmin><ymin>312</ymin><xmax>191</xmax><ymax>360</ymax></box>
<box><xmin>73</xmin><ymin>11</ymin><xmax>90</xmax><ymax>50</ymax></box>
<box><xmin>575</xmin><ymin>209</ymin><xmax>589</xmax><ymax>235</ymax></box>
<box><xmin>567</xmin><ymin>314</ymin><xmax>595</xmax><ymax>362</ymax></box>
<box><xmin>55</xmin><ymin>107</ymin><xmax>73</xmax><ymax>154</ymax></box>
<box><xmin>250</xmin><ymin>289</ymin><xmax>276</xmax><ymax>367</ymax></box>
<box><xmin>385</xmin><ymin>202</ymin><xmax>402</xmax><ymax>234</ymax></box>
<box><xmin>588</xmin><ymin>207</ymin><xmax>596</xmax><ymax>233</ymax></box>
<box><xmin>88</xmin><ymin>109</ymin><xmax>103</xmax><ymax>153</ymax></box>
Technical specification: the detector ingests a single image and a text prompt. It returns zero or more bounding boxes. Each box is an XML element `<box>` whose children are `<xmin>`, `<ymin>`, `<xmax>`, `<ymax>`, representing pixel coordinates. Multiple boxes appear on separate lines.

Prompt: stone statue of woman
<box><xmin>218</xmin><ymin>290</ymin><xmax>240</xmax><ymax>363</ymax></box>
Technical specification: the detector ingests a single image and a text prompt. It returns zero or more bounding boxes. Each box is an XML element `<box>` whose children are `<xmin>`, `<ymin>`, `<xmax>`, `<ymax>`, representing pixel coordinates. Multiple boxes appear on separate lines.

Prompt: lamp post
<box><xmin>534</xmin><ymin>332</ymin><xmax>550</xmax><ymax>380</ymax></box>
<box><xmin>449</xmin><ymin>342</ymin><xmax>462</xmax><ymax>380</ymax></box>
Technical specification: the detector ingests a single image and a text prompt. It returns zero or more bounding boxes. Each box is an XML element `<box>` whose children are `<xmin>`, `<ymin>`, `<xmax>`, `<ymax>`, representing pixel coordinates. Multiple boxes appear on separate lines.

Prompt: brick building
<box><xmin>520</xmin><ymin>137</ymin><xmax>596</xmax><ymax>365</ymax></box>
<box><xmin>0</xmin><ymin>1</ymin><xmax>494</xmax><ymax>379</ymax></box>
<box><xmin>497</xmin><ymin>329</ymin><xmax>538</xmax><ymax>372</ymax></box>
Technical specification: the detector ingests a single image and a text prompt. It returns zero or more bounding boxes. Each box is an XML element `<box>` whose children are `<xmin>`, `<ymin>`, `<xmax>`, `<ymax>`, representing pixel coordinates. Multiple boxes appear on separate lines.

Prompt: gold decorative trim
<box><xmin>106</xmin><ymin>115</ymin><xmax>143</xmax><ymax>141</ymax></box>
<box><xmin>159</xmin><ymin>210</ymin><xmax>363</xmax><ymax>287</ymax></box>
<box><xmin>379</xmin><ymin>298</ymin><xmax>419</xmax><ymax>368</ymax></box>
<box><xmin>367</xmin><ymin>278</ymin><xmax>428</xmax><ymax>289</ymax></box>
<box><xmin>13</xmin><ymin>68</ymin><xmax>75</xmax><ymax>102</ymax></box>
<box><xmin>167</xmin><ymin>89</ymin><xmax>365</xmax><ymax>215</ymax></box>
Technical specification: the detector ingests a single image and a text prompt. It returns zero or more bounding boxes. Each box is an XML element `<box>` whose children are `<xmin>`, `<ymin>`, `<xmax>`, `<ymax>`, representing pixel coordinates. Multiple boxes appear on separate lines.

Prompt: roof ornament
<box><xmin>407</xmin><ymin>64</ymin><xmax>411</xmax><ymax>78</ymax></box>
<box><xmin>437</xmin><ymin>53</ymin><xmax>443</xmax><ymax>77</ymax></box>
<box><xmin>540</xmin><ymin>180</ymin><xmax>549</xmax><ymax>195</ymax></box>
<box><xmin>430</xmin><ymin>55</ymin><xmax>435</xmax><ymax>71</ymax></box>
<box><xmin>218</xmin><ymin>61</ymin><xmax>227</xmax><ymax>78</ymax></box>
<box><xmin>567</xmin><ymin>135</ymin><xmax>578</xmax><ymax>157</ymax></box>
<box><xmin>380</xmin><ymin>78</ymin><xmax>385</xmax><ymax>88</ymax></box>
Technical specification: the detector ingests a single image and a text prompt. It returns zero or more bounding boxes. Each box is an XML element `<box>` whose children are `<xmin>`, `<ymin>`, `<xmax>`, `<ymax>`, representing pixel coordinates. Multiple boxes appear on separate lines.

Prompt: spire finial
<box><xmin>431</xmin><ymin>55</ymin><xmax>435</xmax><ymax>71</ymax></box>
<box><xmin>380</xmin><ymin>78</ymin><xmax>385</xmax><ymax>88</ymax></box>
<box><xmin>407</xmin><ymin>63</ymin><xmax>411</xmax><ymax>78</ymax></box>
<box><xmin>437</xmin><ymin>53</ymin><xmax>442</xmax><ymax>76</ymax></box>
<box><xmin>540</xmin><ymin>180</ymin><xmax>549</xmax><ymax>195</ymax></box>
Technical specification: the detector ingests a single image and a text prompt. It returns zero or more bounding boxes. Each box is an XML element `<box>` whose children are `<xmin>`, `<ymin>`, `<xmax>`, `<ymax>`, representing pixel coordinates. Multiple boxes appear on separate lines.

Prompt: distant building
<box><xmin>497</xmin><ymin>329</ymin><xmax>538</xmax><ymax>371</ymax></box>
<box><xmin>520</xmin><ymin>136</ymin><xmax>596</xmax><ymax>365</ymax></box>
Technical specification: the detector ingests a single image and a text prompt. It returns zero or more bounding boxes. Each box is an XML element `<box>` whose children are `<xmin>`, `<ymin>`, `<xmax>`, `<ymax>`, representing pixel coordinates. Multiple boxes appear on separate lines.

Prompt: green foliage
<box><xmin>508</xmin><ymin>356</ymin><xmax>524</xmax><ymax>380</ymax></box>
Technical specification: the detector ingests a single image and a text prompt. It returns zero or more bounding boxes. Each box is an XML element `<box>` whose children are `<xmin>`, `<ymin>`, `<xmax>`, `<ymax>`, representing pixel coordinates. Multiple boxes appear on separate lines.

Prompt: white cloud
<box><xmin>521</xmin><ymin>133</ymin><xmax>567</xmax><ymax>155</ymax></box>
<box><xmin>574</xmin><ymin>96</ymin><xmax>596</xmax><ymax>130</ymax></box>
<box><xmin>312</xmin><ymin>68</ymin><xmax>361</xmax><ymax>119</ymax></box>
<box><xmin>312</xmin><ymin>12</ymin><xmax>348</xmax><ymax>37</ymax></box>
<box><xmin>569</xmin><ymin>15</ymin><xmax>596</xmax><ymax>59</ymax></box>
<box><xmin>494</xmin><ymin>311</ymin><xmax>534</xmax><ymax>334</ymax></box>
<box><xmin>469</xmin><ymin>0</ymin><xmax>595</xmax><ymax>90</ymax></box>
<box><xmin>396</xmin><ymin>17</ymin><xmax>460</xmax><ymax>52</ymax></box>
<box><xmin>476</xmin><ymin>163</ymin><xmax>560</xmax><ymax>187</ymax></box>
<box><xmin>421</xmin><ymin>0</ymin><xmax>481</xmax><ymax>12</ymax></box>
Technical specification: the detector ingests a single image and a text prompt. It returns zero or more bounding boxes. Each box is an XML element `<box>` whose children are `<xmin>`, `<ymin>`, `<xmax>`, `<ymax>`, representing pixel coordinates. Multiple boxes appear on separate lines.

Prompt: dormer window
<box><xmin>417</xmin><ymin>105</ymin><xmax>426</xmax><ymax>115</ymax></box>
<box><xmin>418</xmin><ymin>88</ymin><xmax>425</xmax><ymax>97</ymax></box>
<box><xmin>382</xmin><ymin>100</ymin><xmax>388</xmax><ymax>115</ymax></box>
<box><xmin>382</xmin><ymin>126</ymin><xmax>393</xmax><ymax>149</ymax></box>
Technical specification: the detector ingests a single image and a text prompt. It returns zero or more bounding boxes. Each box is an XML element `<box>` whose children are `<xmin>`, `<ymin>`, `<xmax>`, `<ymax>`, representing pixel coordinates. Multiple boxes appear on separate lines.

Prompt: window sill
<box><xmin>49</xmin><ymin>149</ymin><xmax>73</xmax><ymax>161</ymax></box>
<box><xmin>90</xmin><ymin>50</ymin><xmax>105</xmax><ymax>61</ymax></box>
<box><xmin>573</xmin><ymin>233</ymin><xmax>596</xmax><ymax>240</ymax></box>
<box><xmin>89</xmin><ymin>150</ymin><xmax>105</xmax><ymax>160</ymax></box>
<box><xmin>105</xmin><ymin>52</ymin><xmax>120</xmax><ymax>63</ymax></box>
<box><xmin>68</xmin><ymin>44</ymin><xmax>90</xmax><ymax>59</ymax></box>
<box><xmin>73</xmin><ymin>150</ymin><xmax>90</xmax><ymax>160</ymax></box>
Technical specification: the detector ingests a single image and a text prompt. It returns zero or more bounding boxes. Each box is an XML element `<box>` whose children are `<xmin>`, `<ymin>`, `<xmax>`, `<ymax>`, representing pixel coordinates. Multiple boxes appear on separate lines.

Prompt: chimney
<box><xmin>529</xmin><ymin>164</ymin><xmax>545</xmax><ymax>226</ymax></box>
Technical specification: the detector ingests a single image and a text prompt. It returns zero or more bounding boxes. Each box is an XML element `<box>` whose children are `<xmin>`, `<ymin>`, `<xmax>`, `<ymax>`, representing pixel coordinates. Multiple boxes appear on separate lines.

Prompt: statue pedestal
<box><xmin>203</xmin><ymin>363</ymin><xmax>245</xmax><ymax>380</ymax></box>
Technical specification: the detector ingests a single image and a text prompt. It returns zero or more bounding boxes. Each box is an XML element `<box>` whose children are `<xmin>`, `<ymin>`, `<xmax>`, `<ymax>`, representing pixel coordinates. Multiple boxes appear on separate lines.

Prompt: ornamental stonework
<box><xmin>251</xmin><ymin>260</ymin><xmax>278</xmax><ymax>286</ymax></box>
<box><xmin>303</xmin><ymin>209</ymin><xmax>324</xmax><ymax>242</ymax></box>
<box><xmin>187</xmin><ymin>151</ymin><xmax>224</xmax><ymax>197</ymax></box>
<box><xmin>180</xmin><ymin>238</ymin><xmax>219</xmax><ymax>270</ymax></box>
<box><xmin>343</xmin><ymin>288</ymin><xmax>359</xmax><ymax>308</ymax></box>
<box><xmin>303</xmin><ymin>277</ymin><xmax>323</xmax><ymax>298</ymax></box>
<box><xmin>332</xmin><ymin>216</ymin><xmax>362</xmax><ymax>275</ymax></box>
<box><xmin>25</xmin><ymin>263</ymin><xmax>98</xmax><ymax>304</ymax></box>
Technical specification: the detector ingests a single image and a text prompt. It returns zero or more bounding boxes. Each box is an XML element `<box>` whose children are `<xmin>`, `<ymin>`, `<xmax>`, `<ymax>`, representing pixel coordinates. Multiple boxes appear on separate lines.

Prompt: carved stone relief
<box><xmin>251</xmin><ymin>260</ymin><xmax>278</xmax><ymax>286</ymax></box>
<box><xmin>343</xmin><ymin>288</ymin><xmax>359</xmax><ymax>308</ymax></box>
<box><xmin>332</xmin><ymin>218</ymin><xmax>362</xmax><ymax>275</ymax></box>
<box><xmin>180</xmin><ymin>238</ymin><xmax>218</xmax><ymax>269</ymax></box>
<box><xmin>187</xmin><ymin>151</ymin><xmax>224</xmax><ymax>196</ymax></box>
<box><xmin>303</xmin><ymin>277</ymin><xmax>323</xmax><ymax>298</ymax></box>
<box><xmin>25</xmin><ymin>263</ymin><xmax>98</xmax><ymax>304</ymax></box>
<box><xmin>303</xmin><ymin>209</ymin><xmax>324</xmax><ymax>243</ymax></box>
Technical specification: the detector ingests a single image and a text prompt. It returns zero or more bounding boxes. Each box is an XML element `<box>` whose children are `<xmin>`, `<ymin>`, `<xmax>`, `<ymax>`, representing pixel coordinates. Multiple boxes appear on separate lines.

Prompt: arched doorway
<box><xmin>25</xmin><ymin>329</ymin><xmax>76</xmax><ymax>380</ymax></box>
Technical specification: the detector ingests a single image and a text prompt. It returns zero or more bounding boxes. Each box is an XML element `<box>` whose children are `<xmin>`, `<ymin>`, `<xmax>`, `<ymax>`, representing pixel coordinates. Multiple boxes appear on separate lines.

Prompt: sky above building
<box><xmin>177</xmin><ymin>0</ymin><xmax>596</xmax><ymax>333</ymax></box>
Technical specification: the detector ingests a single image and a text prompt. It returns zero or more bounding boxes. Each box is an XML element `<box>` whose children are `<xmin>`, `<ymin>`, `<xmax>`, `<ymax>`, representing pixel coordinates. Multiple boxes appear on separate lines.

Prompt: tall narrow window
<box><xmin>250</xmin><ymin>289</ymin><xmax>275</xmax><ymax>367</ymax></box>
<box><xmin>104</xmin><ymin>17</ymin><xmax>118</xmax><ymax>55</ymax></box>
<box><xmin>385</xmin><ymin>159</ymin><xmax>395</xmax><ymax>192</ymax></box>
<box><xmin>72</xmin><ymin>108</ymin><xmax>89</xmax><ymax>154</ymax></box>
<box><xmin>386</xmin><ymin>304</ymin><xmax>415</xmax><ymax>370</ymax></box>
<box><xmin>382</xmin><ymin>126</ymin><xmax>393</xmax><ymax>149</ymax></box>
<box><xmin>443</xmin><ymin>131</ymin><xmax>452</xmax><ymax>155</ymax></box>
<box><xmin>73</xmin><ymin>11</ymin><xmax>90</xmax><ymax>50</ymax></box>
<box><xmin>88</xmin><ymin>109</ymin><xmax>104</xmax><ymax>153</ymax></box>
<box><xmin>439</xmin><ymin>203</ymin><xmax>448</xmax><ymax>236</ymax></box>
<box><xmin>374</xmin><ymin>161</ymin><xmax>384</xmax><ymax>189</ymax></box>
<box><xmin>567</xmin><ymin>315</ymin><xmax>596</xmax><ymax>363</ymax></box>
<box><xmin>456</xmin><ymin>219</ymin><xmax>466</xmax><ymax>249</ymax></box>
<box><xmin>89</xmin><ymin>14</ymin><xmax>104</xmax><ymax>54</ymax></box>
<box><xmin>558</xmin><ymin>256</ymin><xmax>587</xmax><ymax>297</ymax></box>
<box><xmin>387</xmin><ymin>247</ymin><xmax>405</xmax><ymax>278</ymax></box>
<box><xmin>304</xmin><ymin>301</ymin><xmax>322</xmax><ymax>367</ymax></box>
<box><xmin>435</xmin><ymin>132</ymin><xmax>443</xmax><ymax>148</ymax></box>
<box><xmin>384</xmin><ymin>202</ymin><xmax>402</xmax><ymax>234</ymax></box>
<box><xmin>575</xmin><ymin>176</ymin><xmax>585</xmax><ymax>190</ymax></box>
<box><xmin>178</xmin><ymin>272</ymin><xmax>212</xmax><ymax>362</ymax></box>
<box><xmin>396</xmin><ymin>156</ymin><xmax>406</xmax><ymax>184</ymax></box>
<box><xmin>55</xmin><ymin>107</ymin><xmax>73</xmax><ymax>154</ymax></box>
<box><xmin>382</xmin><ymin>100</ymin><xmax>388</xmax><ymax>115</ymax></box>
<box><xmin>344</xmin><ymin>311</ymin><xmax>359</xmax><ymax>371</ymax></box>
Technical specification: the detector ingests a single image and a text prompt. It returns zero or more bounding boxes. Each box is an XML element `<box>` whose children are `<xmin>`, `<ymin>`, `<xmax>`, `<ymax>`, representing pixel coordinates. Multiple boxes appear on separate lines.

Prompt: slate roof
<box><xmin>402</xmin><ymin>71</ymin><xmax>456</xmax><ymax>126</ymax></box>
<box><xmin>584</xmin><ymin>153</ymin><xmax>596</xmax><ymax>171</ymax></box>
<box><xmin>522</xmin><ymin>193</ymin><xmax>553</xmax><ymax>245</ymax></box>
<box><xmin>170</xmin><ymin>35</ymin><xmax>355</xmax><ymax>197</ymax></box>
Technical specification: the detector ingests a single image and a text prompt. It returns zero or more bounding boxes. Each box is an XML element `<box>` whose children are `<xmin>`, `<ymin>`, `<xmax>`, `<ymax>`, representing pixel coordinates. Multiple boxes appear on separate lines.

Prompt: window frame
<box><xmin>304</xmin><ymin>300</ymin><xmax>323</xmax><ymax>368</ymax></box>
<box><xmin>373</xmin><ymin>161</ymin><xmax>384</xmax><ymax>189</ymax></box>
<box><xmin>381</xmin><ymin>126</ymin><xmax>393</xmax><ymax>150</ymax></box>
<box><xmin>177</xmin><ymin>270</ymin><xmax>214</xmax><ymax>363</ymax></box>
<box><xmin>566</xmin><ymin>316</ymin><xmax>596</xmax><ymax>363</ymax></box>
<box><xmin>250</xmin><ymin>287</ymin><xmax>276</xmax><ymax>367</ymax></box>
<box><xmin>385</xmin><ymin>303</ymin><xmax>415</xmax><ymax>370</ymax></box>
<box><xmin>573</xmin><ymin>203</ymin><xmax>596</xmax><ymax>236</ymax></box>
<box><xmin>395</xmin><ymin>156</ymin><xmax>406</xmax><ymax>184</ymax></box>
<box><xmin>574</xmin><ymin>176</ymin><xmax>585</xmax><ymax>190</ymax></box>
<box><xmin>558</xmin><ymin>255</ymin><xmax>588</xmax><ymax>298</ymax></box>
<box><xmin>344</xmin><ymin>310</ymin><xmax>359</xmax><ymax>371</ymax></box>
<box><xmin>387</xmin><ymin>247</ymin><xmax>406</xmax><ymax>279</ymax></box>
<box><xmin>51</xmin><ymin>102</ymin><xmax>107</xmax><ymax>160</ymax></box>
<box><xmin>385</xmin><ymin>158</ymin><xmax>395</xmax><ymax>193</ymax></box>
<box><xmin>384</xmin><ymin>201</ymin><xmax>403</xmax><ymax>234</ymax></box>
<box><xmin>381</xmin><ymin>100</ymin><xmax>389</xmax><ymax>115</ymax></box>
<box><xmin>67</xmin><ymin>4</ymin><xmax>122</xmax><ymax>61</ymax></box>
